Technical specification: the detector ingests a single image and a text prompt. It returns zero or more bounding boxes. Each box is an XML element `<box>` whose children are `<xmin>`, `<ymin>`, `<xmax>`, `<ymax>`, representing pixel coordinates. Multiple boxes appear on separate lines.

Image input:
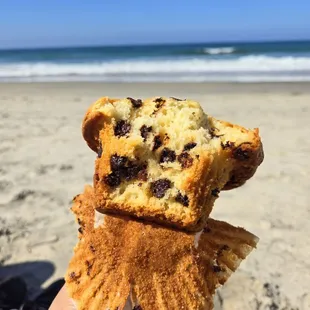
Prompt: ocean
<box><xmin>1</xmin><ymin>40</ymin><xmax>310</xmax><ymax>82</ymax></box>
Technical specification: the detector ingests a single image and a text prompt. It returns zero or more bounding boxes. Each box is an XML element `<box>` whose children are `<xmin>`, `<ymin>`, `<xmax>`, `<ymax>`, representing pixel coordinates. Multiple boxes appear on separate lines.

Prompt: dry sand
<box><xmin>0</xmin><ymin>82</ymin><xmax>309</xmax><ymax>309</ymax></box>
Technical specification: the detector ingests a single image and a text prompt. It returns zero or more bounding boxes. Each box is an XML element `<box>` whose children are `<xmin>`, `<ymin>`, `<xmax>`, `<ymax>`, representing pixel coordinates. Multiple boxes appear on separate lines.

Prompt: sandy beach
<box><xmin>0</xmin><ymin>82</ymin><xmax>309</xmax><ymax>309</ymax></box>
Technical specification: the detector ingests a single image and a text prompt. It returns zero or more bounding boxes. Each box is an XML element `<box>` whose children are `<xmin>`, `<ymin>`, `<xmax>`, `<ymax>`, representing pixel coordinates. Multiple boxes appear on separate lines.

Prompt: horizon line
<box><xmin>1</xmin><ymin>38</ymin><xmax>310</xmax><ymax>51</ymax></box>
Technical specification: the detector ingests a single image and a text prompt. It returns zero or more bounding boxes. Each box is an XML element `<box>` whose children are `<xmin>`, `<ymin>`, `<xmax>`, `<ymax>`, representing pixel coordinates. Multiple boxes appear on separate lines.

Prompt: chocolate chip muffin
<box><xmin>82</xmin><ymin>96</ymin><xmax>263</xmax><ymax>231</ymax></box>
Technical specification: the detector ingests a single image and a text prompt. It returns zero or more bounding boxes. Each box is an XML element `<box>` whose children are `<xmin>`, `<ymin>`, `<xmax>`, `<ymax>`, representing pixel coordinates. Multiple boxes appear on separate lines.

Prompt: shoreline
<box><xmin>1</xmin><ymin>81</ymin><xmax>310</xmax><ymax>95</ymax></box>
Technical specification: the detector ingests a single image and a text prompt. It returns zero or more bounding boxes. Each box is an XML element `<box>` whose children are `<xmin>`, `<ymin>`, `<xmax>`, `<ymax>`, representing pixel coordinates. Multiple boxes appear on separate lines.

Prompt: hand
<box><xmin>49</xmin><ymin>285</ymin><xmax>76</xmax><ymax>310</ymax></box>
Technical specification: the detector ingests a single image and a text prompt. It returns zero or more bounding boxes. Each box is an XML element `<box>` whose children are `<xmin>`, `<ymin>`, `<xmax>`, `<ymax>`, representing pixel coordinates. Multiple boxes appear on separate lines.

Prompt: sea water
<box><xmin>1</xmin><ymin>40</ymin><xmax>310</xmax><ymax>82</ymax></box>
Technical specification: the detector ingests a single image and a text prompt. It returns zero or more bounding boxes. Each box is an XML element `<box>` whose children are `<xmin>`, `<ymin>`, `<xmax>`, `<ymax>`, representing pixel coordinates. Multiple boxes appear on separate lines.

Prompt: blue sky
<box><xmin>1</xmin><ymin>0</ymin><xmax>310</xmax><ymax>48</ymax></box>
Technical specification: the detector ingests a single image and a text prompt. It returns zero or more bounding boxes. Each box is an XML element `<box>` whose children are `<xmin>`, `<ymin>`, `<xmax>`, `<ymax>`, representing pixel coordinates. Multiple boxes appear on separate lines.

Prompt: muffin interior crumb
<box><xmin>96</xmin><ymin>97</ymin><xmax>252</xmax><ymax>217</ymax></box>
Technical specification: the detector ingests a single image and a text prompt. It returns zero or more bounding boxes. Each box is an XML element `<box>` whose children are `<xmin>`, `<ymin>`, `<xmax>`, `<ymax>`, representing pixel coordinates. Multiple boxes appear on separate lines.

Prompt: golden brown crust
<box><xmin>82</xmin><ymin>97</ymin><xmax>118</xmax><ymax>153</ymax></box>
<box><xmin>223</xmin><ymin>129</ymin><xmax>264</xmax><ymax>190</ymax></box>
<box><xmin>207</xmin><ymin>119</ymin><xmax>264</xmax><ymax>190</ymax></box>
<box><xmin>66</xmin><ymin>187</ymin><xmax>259</xmax><ymax>310</ymax></box>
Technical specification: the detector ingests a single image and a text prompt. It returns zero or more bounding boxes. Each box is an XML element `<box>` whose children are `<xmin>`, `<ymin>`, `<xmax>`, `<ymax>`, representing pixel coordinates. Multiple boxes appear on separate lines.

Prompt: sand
<box><xmin>0</xmin><ymin>82</ymin><xmax>309</xmax><ymax>309</ymax></box>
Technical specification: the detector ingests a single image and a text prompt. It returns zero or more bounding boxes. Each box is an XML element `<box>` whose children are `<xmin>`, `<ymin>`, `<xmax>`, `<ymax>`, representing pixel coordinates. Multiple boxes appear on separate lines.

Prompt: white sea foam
<box><xmin>203</xmin><ymin>46</ymin><xmax>236</xmax><ymax>55</ymax></box>
<box><xmin>1</xmin><ymin>56</ymin><xmax>310</xmax><ymax>82</ymax></box>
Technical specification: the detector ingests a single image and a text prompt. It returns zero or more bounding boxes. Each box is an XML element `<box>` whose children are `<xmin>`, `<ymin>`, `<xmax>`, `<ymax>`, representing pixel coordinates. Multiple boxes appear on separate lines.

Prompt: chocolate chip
<box><xmin>89</xmin><ymin>245</ymin><xmax>96</xmax><ymax>252</ymax></box>
<box><xmin>175</xmin><ymin>192</ymin><xmax>189</xmax><ymax>206</ymax></box>
<box><xmin>133</xmin><ymin>306</ymin><xmax>142</xmax><ymax>310</ymax></box>
<box><xmin>69</xmin><ymin>272</ymin><xmax>76</xmax><ymax>280</ymax></box>
<box><xmin>160</xmin><ymin>148</ymin><xmax>176</xmax><ymax>163</ymax></box>
<box><xmin>123</xmin><ymin>164</ymin><xmax>142</xmax><ymax>181</ymax></box>
<box><xmin>210</xmin><ymin>127</ymin><xmax>223</xmax><ymax>139</ymax></box>
<box><xmin>178</xmin><ymin>152</ymin><xmax>193</xmax><ymax>169</ymax></box>
<box><xmin>212</xmin><ymin>265</ymin><xmax>222</xmax><ymax>273</ymax></box>
<box><xmin>232</xmin><ymin>146</ymin><xmax>250</xmax><ymax>161</ymax></box>
<box><xmin>152</xmin><ymin>97</ymin><xmax>165</xmax><ymax>113</ymax></box>
<box><xmin>97</xmin><ymin>141</ymin><xmax>103</xmax><ymax>158</ymax></box>
<box><xmin>217</xmin><ymin>244</ymin><xmax>230</xmax><ymax>257</ymax></box>
<box><xmin>109</xmin><ymin>155</ymin><xmax>148</xmax><ymax>183</ymax></box>
<box><xmin>211</xmin><ymin>188</ymin><xmax>220</xmax><ymax>198</ymax></box>
<box><xmin>85</xmin><ymin>260</ymin><xmax>92</xmax><ymax>276</ymax></box>
<box><xmin>94</xmin><ymin>173</ymin><xmax>100</xmax><ymax>182</ymax></box>
<box><xmin>110</xmin><ymin>154</ymin><xmax>128</xmax><ymax>171</ymax></box>
<box><xmin>183</xmin><ymin>142</ymin><xmax>197</xmax><ymax>151</ymax></box>
<box><xmin>126</xmin><ymin>162</ymin><xmax>148</xmax><ymax>181</ymax></box>
<box><xmin>221</xmin><ymin>141</ymin><xmax>234</xmax><ymax>149</ymax></box>
<box><xmin>72</xmin><ymin>194</ymin><xmax>80</xmax><ymax>202</ymax></box>
<box><xmin>152</xmin><ymin>135</ymin><xmax>162</xmax><ymax>151</ymax></box>
<box><xmin>114</xmin><ymin>120</ymin><xmax>131</xmax><ymax>137</ymax></box>
<box><xmin>221</xmin><ymin>245</ymin><xmax>230</xmax><ymax>251</ymax></box>
<box><xmin>137</xmin><ymin>166</ymin><xmax>148</xmax><ymax>181</ymax></box>
<box><xmin>78</xmin><ymin>227</ymin><xmax>83</xmax><ymax>234</ymax></box>
<box><xmin>140</xmin><ymin>125</ymin><xmax>152</xmax><ymax>141</ymax></box>
<box><xmin>164</xmin><ymin>133</ymin><xmax>170</xmax><ymax>142</ymax></box>
<box><xmin>127</xmin><ymin>97</ymin><xmax>143</xmax><ymax>108</ymax></box>
<box><xmin>203</xmin><ymin>226</ymin><xmax>211</xmax><ymax>233</ymax></box>
<box><xmin>170</xmin><ymin>97</ymin><xmax>183</xmax><ymax>101</ymax></box>
<box><xmin>150</xmin><ymin>179</ymin><xmax>171</xmax><ymax>198</ymax></box>
<box><xmin>154</xmin><ymin>97</ymin><xmax>165</xmax><ymax>106</ymax></box>
<box><xmin>104</xmin><ymin>172</ymin><xmax>121</xmax><ymax>187</ymax></box>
